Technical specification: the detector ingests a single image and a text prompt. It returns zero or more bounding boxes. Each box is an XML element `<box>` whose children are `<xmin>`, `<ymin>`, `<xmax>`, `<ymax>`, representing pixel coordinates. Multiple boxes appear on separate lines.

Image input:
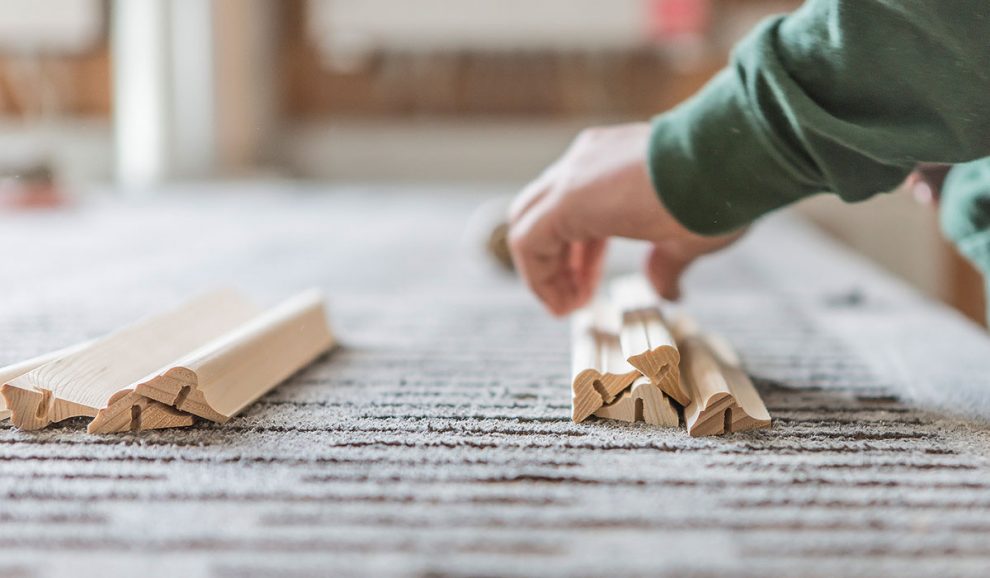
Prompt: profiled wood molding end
<box><xmin>571</xmin><ymin>303</ymin><xmax>640</xmax><ymax>423</ymax></box>
<box><xmin>137</xmin><ymin>289</ymin><xmax>335</xmax><ymax>423</ymax></box>
<box><xmin>593</xmin><ymin>377</ymin><xmax>679</xmax><ymax>427</ymax></box>
<box><xmin>572</xmin><ymin>367</ymin><xmax>640</xmax><ymax>423</ymax></box>
<box><xmin>3</xmin><ymin>379</ymin><xmax>100</xmax><ymax>431</ymax></box>
<box><xmin>4</xmin><ymin>382</ymin><xmax>56</xmax><ymax>431</ymax></box>
<box><xmin>681</xmin><ymin>337</ymin><xmax>771</xmax><ymax>437</ymax></box>
<box><xmin>135</xmin><ymin>367</ymin><xmax>228</xmax><ymax>424</ymax></box>
<box><xmin>610</xmin><ymin>278</ymin><xmax>691</xmax><ymax>407</ymax></box>
<box><xmin>88</xmin><ymin>390</ymin><xmax>195</xmax><ymax>434</ymax></box>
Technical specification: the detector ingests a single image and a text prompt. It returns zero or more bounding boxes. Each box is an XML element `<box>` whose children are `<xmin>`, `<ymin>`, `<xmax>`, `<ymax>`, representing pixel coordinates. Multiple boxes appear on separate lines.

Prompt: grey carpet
<box><xmin>2</xmin><ymin>184</ymin><xmax>990</xmax><ymax>578</ymax></box>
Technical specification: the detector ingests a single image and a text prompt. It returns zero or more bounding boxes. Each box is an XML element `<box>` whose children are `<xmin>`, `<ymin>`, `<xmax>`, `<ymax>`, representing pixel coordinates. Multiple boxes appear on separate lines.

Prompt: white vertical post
<box><xmin>112</xmin><ymin>0</ymin><xmax>170</xmax><ymax>192</ymax></box>
<box><xmin>112</xmin><ymin>0</ymin><xmax>222</xmax><ymax>191</ymax></box>
<box><xmin>169</xmin><ymin>0</ymin><xmax>216</xmax><ymax>180</ymax></box>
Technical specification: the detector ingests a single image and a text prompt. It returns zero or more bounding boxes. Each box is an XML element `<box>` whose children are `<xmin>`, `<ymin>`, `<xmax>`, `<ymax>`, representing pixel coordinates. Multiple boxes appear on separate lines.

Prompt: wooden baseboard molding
<box><xmin>593</xmin><ymin>376</ymin><xmax>679</xmax><ymax>427</ymax></box>
<box><xmin>0</xmin><ymin>340</ymin><xmax>94</xmax><ymax>421</ymax></box>
<box><xmin>2</xmin><ymin>290</ymin><xmax>261</xmax><ymax>430</ymax></box>
<box><xmin>87</xmin><ymin>390</ymin><xmax>195</xmax><ymax>434</ymax></box>
<box><xmin>680</xmin><ymin>335</ymin><xmax>771</xmax><ymax>437</ymax></box>
<box><xmin>571</xmin><ymin>302</ymin><xmax>640</xmax><ymax>423</ymax></box>
<box><xmin>573</xmin><ymin>277</ymin><xmax>771</xmax><ymax>435</ymax></box>
<box><xmin>133</xmin><ymin>289</ymin><xmax>335</xmax><ymax>423</ymax></box>
<box><xmin>610</xmin><ymin>275</ymin><xmax>691</xmax><ymax>405</ymax></box>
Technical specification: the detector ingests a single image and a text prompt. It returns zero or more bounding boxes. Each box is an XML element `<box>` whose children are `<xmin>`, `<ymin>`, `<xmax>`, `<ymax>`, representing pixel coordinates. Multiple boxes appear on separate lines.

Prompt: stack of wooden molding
<box><xmin>0</xmin><ymin>289</ymin><xmax>335</xmax><ymax>434</ymax></box>
<box><xmin>572</xmin><ymin>276</ymin><xmax>771</xmax><ymax>436</ymax></box>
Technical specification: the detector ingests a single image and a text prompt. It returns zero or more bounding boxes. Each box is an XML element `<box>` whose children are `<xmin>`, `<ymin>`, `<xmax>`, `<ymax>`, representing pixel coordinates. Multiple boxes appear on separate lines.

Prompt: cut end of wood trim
<box><xmin>135</xmin><ymin>367</ymin><xmax>228</xmax><ymax>424</ymax></box>
<box><xmin>593</xmin><ymin>377</ymin><xmax>679</xmax><ymax>427</ymax></box>
<box><xmin>88</xmin><ymin>390</ymin><xmax>196</xmax><ymax>434</ymax></box>
<box><xmin>627</xmin><ymin>349</ymin><xmax>690</xmax><ymax>407</ymax></box>
<box><xmin>2</xmin><ymin>382</ymin><xmax>53</xmax><ymax>430</ymax></box>
<box><xmin>681</xmin><ymin>337</ymin><xmax>771</xmax><ymax>437</ymax></box>
<box><xmin>135</xmin><ymin>290</ymin><xmax>334</xmax><ymax>423</ymax></box>
<box><xmin>571</xmin><ymin>368</ymin><xmax>639</xmax><ymax>423</ymax></box>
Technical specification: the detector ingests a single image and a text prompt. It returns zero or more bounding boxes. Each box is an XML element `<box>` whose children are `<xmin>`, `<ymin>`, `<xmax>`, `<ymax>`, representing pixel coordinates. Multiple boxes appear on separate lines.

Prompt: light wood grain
<box><xmin>87</xmin><ymin>390</ymin><xmax>195</xmax><ymax>434</ymax></box>
<box><xmin>2</xmin><ymin>290</ymin><xmax>261</xmax><ymax>430</ymax></box>
<box><xmin>133</xmin><ymin>289</ymin><xmax>335</xmax><ymax>423</ymax></box>
<box><xmin>0</xmin><ymin>341</ymin><xmax>94</xmax><ymax>420</ymax></box>
<box><xmin>593</xmin><ymin>376</ymin><xmax>679</xmax><ymax>426</ymax></box>
<box><xmin>571</xmin><ymin>301</ymin><xmax>640</xmax><ymax>423</ymax></box>
<box><xmin>610</xmin><ymin>275</ymin><xmax>691</xmax><ymax>406</ymax></box>
<box><xmin>620</xmin><ymin>308</ymin><xmax>690</xmax><ymax>406</ymax></box>
<box><xmin>680</xmin><ymin>336</ymin><xmax>771</xmax><ymax>437</ymax></box>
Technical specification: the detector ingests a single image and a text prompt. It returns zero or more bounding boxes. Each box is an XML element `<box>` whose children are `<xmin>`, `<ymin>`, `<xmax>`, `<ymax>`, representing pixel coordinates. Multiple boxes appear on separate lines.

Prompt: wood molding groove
<box><xmin>2</xmin><ymin>289</ymin><xmax>261</xmax><ymax>431</ymax></box>
<box><xmin>0</xmin><ymin>340</ymin><xmax>93</xmax><ymax>421</ymax></box>
<box><xmin>132</xmin><ymin>289</ymin><xmax>335</xmax><ymax>423</ymax></box>
<box><xmin>570</xmin><ymin>302</ymin><xmax>640</xmax><ymax>423</ymax></box>
<box><xmin>680</xmin><ymin>335</ymin><xmax>771</xmax><ymax>437</ymax></box>
<box><xmin>87</xmin><ymin>390</ymin><xmax>194</xmax><ymax>434</ymax></box>
<box><xmin>593</xmin><ymin>376</ymin><xmax>679</xmax><ymax>426</ymax></box>
<box><xmin>610</xmin><ymin>275</ymin><xmax>691</xmax><ymax>405</ymax></box>
<box><xmin>573</xmin><ymin>277</ymin><xmax>771</xmax><ymax>436</ymax></box>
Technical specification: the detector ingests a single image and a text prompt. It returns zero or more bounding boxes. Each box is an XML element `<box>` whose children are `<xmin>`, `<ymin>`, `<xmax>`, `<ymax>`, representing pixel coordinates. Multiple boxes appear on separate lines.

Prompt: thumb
<box><xmin>645</xmin><ymin>244</ymin><xmax>690</xmax><ymax>301</ymax></box>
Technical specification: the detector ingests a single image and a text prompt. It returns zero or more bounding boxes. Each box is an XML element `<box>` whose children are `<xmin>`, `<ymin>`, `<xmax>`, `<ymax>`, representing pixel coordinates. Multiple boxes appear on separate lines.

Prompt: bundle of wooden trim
<box><xmin>572</xmin><ymin>276</ymin><xmax>771</xmax><ymax>436</ymax></box>
<box><xmin>0</xmin><ymin>289</ymin><xmax>335</xmax><ymax>434</ymax></box>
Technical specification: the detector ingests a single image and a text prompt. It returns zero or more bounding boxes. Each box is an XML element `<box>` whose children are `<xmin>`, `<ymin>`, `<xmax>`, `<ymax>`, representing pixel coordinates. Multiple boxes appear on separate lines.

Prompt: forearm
<box><xmin>649</xmin><ymin>0</ymin><xmax>990</xmax><ymax>235</ymax></box>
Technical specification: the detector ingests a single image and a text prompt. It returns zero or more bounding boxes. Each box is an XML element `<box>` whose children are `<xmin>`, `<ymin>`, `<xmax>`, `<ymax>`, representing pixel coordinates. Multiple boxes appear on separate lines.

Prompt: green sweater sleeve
<box><xmin>648</xmin><ymin>0</ymin><xmax>990</xmax><ymax>235</ymax></box>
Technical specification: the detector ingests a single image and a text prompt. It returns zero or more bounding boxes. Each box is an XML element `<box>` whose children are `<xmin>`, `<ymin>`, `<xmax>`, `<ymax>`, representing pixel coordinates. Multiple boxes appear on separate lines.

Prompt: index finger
<box><xmin>508</xmin><ymin>199</ymin><xmax>580</xmax><ymax>316</ymax></box>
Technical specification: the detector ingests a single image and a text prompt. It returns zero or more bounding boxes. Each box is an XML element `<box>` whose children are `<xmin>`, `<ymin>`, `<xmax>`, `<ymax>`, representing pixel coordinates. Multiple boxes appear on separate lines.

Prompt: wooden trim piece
<box><xmin>680</xmin><ymin>336</ymin><xmax>771</xmax><ymax>437</ymax></box>
<box><xmin>133</xmin><ymin>289</ymin><xmax>335</xmax><ymax>423</ymax></box>
<box><xmin>2</xmin><ymin>290</ymin><xmax>261</xmax><ymax>430</ymax></box>
<box><xmin>571</xmin><ymin>301</ymin><xmax>640</xmax><ymax>423</ymax></box>
<box><xmin>593</xmin><ymin>376</ymin><xmax>679</xmax><ymax>427</ymax></box>
<box><xmin>0</xmin><ymin>341</ymin><xmax>94</xmax><ymax>420</ymax></box>
<box><xmin>87</xmin><ymin>390</ymin><xmax>194</xmax><ymax>434</ymax></box>
<box><xmin>619</xmin><ymin>307</ymin><xmax>689</xmax><ymax>406</ymax></box>
<box><xmin>610</xmin><ymin>275</ymin><xmax>691</xmax><ymax>406</ymax></box>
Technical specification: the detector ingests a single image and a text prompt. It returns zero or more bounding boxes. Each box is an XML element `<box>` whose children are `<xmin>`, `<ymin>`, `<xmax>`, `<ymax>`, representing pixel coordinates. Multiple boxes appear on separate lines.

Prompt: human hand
<box><xmin>507</xmin><ymin>122</ymin><xmax>742</xmax><ymax>316</ymax></box>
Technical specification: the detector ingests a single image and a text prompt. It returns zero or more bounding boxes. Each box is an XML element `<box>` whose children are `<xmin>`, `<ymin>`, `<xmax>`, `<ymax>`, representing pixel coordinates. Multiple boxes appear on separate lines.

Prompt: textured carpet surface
<box><xmin>2</xmin><ymin>185</ymin><xmax>990</xmax><ymax>578</ymax></box>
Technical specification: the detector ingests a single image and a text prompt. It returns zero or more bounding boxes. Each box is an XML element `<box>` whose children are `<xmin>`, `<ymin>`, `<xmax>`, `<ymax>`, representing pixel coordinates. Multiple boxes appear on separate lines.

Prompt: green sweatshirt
<box><xmin>647</xmin><ymin>0</ymin><xmax>990</xmax><ymax>276</ymax></box>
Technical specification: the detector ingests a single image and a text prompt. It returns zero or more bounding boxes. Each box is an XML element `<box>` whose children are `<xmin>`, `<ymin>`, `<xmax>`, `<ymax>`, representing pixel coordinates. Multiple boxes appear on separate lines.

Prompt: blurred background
<box><xmin>0</xmin><ymin>0</ymin><xmax>983</xmax><ymax>323</ymax></box>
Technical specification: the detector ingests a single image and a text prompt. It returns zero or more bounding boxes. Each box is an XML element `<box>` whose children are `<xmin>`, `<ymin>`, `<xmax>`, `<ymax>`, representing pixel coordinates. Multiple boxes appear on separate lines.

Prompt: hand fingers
<box><xmin>508</xmin><ymin>198</ymin><xmax>580</xmax><ymax>316</ymax></box>
<box><xmin>645</xmin><ymin>244</ymin><xmax>690</xmax><ymax>301</ymax></box>
<box><xmin>508</xmin><ymin>162</ymin><xmax>559</xmax><ymax>224</ymax></box>
<box><xmin>569</xmin><ymin>238</ymin><xmax>607</xmax><ymax>307</ymax></box>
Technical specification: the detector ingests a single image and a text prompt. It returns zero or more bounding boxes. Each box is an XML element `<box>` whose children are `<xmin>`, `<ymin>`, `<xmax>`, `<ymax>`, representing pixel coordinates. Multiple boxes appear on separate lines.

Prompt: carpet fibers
<box><xmin>2</xmin><ymin>186</ymin><xmax>990</xmax><ymax>578</ymax></box>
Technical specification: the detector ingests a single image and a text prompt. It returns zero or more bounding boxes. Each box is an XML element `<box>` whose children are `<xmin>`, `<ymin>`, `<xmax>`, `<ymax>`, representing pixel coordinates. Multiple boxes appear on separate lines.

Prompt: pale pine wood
<box><xmin>619</xmin><ymin>308</ymin><xmax>690</xmax><ymax>406</ymax></box>
<box><xmin>593</xmin><ymin>376</ymin><xmax>679</xmax><ymax>427</ymax></box>
<box><xmin>680</xmin><ymin>336</ymin><xmax>771</xmax><ymax>437</ymax></box>
<box><xmin>0</xmin><ymin>341</ymin><xmax>93</xmax><ymax>420</ymax></box>
<box><xmin>2</xmin><ymin>290</ymin><xmax>261</xmax><ymax>430</ymax></box>
<box><xmin>87</xmin><ymin>390</ymin><xmax>194</xmax><ymax>434</ymax></box>
<box><xmin>571</xmin><ymin>301</ymin><xmax>639</xmax><ymax>423</ymax></box>
<box><xmin>610</xmin><ymin>275</ymin><xmax>691</xmax><ymax>406</ymax></box>
<box><xmin>133</xmin><ymin>289</ymin><xmax>335</xmax><ymax>423</ymax></box>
